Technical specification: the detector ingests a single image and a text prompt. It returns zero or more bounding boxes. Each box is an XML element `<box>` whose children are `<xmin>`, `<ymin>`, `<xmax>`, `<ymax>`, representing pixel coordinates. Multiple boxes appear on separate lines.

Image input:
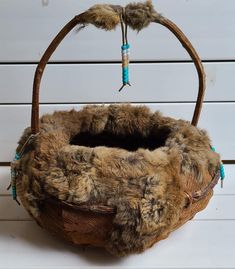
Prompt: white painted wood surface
<box><xmin>1</xmin><ymin>62</ymin><xmax>235</xmax><ymax>103</ymax></box>
<box><xmin>1</xmin><ymin>0</ymin><xmax>235</xmax><ymax>62</ymax></box>
<box><xmin>0</xmin><ymin>0</ymin><xmax>234</xmax><ymax>268</ymax></box>
<box><xmin>0</xmin><ymin>165</ymin><xmax>234</xmax><ymax>268</ymax></box>
<box><xmin>0</xmin><ymin>221</ymin><xmax>234</xmax><ymax>269</ymax></box>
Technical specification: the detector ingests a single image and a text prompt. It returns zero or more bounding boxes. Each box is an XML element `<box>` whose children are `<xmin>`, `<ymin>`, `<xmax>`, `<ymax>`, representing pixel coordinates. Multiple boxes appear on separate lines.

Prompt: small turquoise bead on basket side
<box><xmin>15</xmin><ymin>153</ymin><xmax>20</xmax><ymax>161</ymax></box>
<box><xmin>12</xmin><ymin>186</ymin><xmax>17</xmax><ymax>200</ymax></box>
<box><xmin>220</xmin><ymin>163</ymin><xmax>225</xmax><ymax>180</ymax></box>
<box><xmin>211</xmin><ymin>146</ymin><xmax>225</xmax><ymax>182</ymax></box>
<box><xmin>211</xmin><ymin>146</ymin><xmax>216</xmax><ymax>152</ymax></box>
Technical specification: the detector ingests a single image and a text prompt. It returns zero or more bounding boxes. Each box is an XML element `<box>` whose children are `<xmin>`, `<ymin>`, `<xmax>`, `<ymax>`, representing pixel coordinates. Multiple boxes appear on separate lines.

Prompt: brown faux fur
<box><xmin>15</xmin><ymin>104</ymin><xmax>220</xmax><ymax>256</ymax></box>
<box><xmin>84</xmin><ymin>4</ymin><xmax>121</xmax><ymax>31</ymax></box>
<box><xmin>125</xmin><ymin>0</ymin><xmax>158</xmax><ymax>31</ymax></box>
<box><xmin>81</xmin><ymin>1</ymin><xmax>160</xmax><ymax>31</ymax></box>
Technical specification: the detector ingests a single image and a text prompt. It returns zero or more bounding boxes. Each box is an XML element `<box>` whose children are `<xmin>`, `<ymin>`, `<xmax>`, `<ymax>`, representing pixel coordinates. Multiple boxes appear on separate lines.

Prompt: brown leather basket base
<box><xmin>12</xmin><ymin>1</ymin><xmax>222</xmax><ymax>257</ymax></box>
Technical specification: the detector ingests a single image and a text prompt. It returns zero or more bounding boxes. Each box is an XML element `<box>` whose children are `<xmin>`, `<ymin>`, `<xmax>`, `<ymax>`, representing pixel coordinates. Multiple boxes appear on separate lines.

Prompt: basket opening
<box><xmin>70</xmin><ymin>128</ymin><xmax>171</xmax><ymax>151</ymax></box>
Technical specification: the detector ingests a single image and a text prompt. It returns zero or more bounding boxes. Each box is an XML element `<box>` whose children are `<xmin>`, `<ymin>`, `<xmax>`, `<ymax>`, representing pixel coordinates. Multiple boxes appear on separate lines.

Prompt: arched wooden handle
<box><xmin>31</xmin><ymin>14</ymin><xmax>85</xmax><ymax>134</ymax></box>
<box><xmin>155</xmin><ymin>16</ymin><xmax>206</xmax><ymax>127</ymax></box>
<box><xmin>31</xmin><ymin>10</ymin><xmax>206</xmax><ymax>134</ymax></box>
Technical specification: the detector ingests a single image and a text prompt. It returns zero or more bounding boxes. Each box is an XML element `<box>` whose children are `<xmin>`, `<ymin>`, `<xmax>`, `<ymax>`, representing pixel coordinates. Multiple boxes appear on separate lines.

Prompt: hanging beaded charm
<box><xmin>9</xmin><ymin>153</ymin><xmax>21</xmax><ymax>205</ymax></box>
<box><xmin>8</xmin><ymin>134</ymin><xmax>38</xmax><ymax>205</ymax></box>
<box><xmin>120</xmin><ymin>43</ymin><xmax>131</xmax><ymax>91</ymax></box>
<box><xmin>119</xmin><ymin>9</ymin><xmax>131</xmax><ymax>92</ymax></box>
<box><xmin>211</xmin><ymin>146</ymin><xmax>225</xmax><ymax>188</ymax></box>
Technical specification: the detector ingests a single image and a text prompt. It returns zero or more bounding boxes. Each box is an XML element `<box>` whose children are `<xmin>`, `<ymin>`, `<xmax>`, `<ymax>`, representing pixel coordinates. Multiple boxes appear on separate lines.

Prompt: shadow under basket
<box><xmin>12</xmin><ymin>1</ymin><xmax>222</xmax><ymax>257</ymax></box>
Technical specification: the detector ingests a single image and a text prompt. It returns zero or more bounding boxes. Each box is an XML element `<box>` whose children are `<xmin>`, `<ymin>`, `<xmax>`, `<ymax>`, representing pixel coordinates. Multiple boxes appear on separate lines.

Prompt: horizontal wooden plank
<box><xmin>0</xmin><ymin>220</ymin><xmax>234</xmax><ymax>268</ymax></box>
<box><xmin>1</xmin><ymin>165</ymin><xmax>234</xmax><ymax>196</ymax></box>
<box><xmin>1</xmin><ymin>62</ymin><xmax>235</xmax><ymax>103</ymax></box>
<box><xmin>213</xmin><ymin>165</ymin><xmax>235</xmax><ymax>195</ymax></box>
<box><xmin>0</xmin><ymin>197</ymin><xmax>30</xmax><ymax>220</ymax></box>
<box><xmin>0</xmin><ymin>0</ymin><xmax>235</xmax><ymax>62</ymax></box>
<box><xmin>0</xmin><ymin>103</ymin><xmax>234</xmax><ymax>161</ymax></box>
<box><xmin>194</xmin><ymin>195</ymin><xmax>235</xmax><ymax>220</ymax></box>
<box><xmin>0</xmin><ymin>167</ymin><xmax>10</xmax><ymax>194</ymax></box>
<box><xmin>0</xmin><ymin>194</ymin><xmax>234</xmax><ymax>221</ymax></box>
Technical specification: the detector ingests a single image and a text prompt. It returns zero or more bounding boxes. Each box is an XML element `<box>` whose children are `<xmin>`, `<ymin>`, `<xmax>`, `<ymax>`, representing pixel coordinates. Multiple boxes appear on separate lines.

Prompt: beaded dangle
<box><xmin>211</xmin><ymin>146</ymin><xmax>225</xmax><ymax>188</ymax></box>
<box><xmin>8</xmin><ymin>134</ymin><xmax>37</xmax><ymax>205</ymax></box>
<box><xmin>119</xmin><ymin>9</ymin><xmax>131</xmax><ymax>92</ymax></box>
<box><xmin>9</xmin><ymin>153</ymin><xmax>21</xmax><ymax>205</ymax></box>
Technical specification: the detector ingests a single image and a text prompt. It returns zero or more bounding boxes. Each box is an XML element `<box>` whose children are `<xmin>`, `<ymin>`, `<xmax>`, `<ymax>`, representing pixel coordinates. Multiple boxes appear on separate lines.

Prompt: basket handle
<box><xmin>31</xmin><ymin>7</ymin><xmax>206</xmax><ymax>134</ymax></box>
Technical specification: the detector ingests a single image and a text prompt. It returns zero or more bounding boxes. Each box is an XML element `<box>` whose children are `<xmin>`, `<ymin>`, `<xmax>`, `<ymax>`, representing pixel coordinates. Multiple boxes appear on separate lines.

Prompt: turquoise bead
<box><xmin>220</xmin><ymin>164</ymin><xmax>225</xmax><ymax>180</ymax></box>
<box><xmin>15</xmin><ymin>153</ymin><xmax>20</xmax><ymax>160</ymax></box>
<box><xmin>211</xmin><ymin>146</ymin><xmax>216</xmax><ymax>152</ymax></box>
<box><xmin>122</xmin><ymin>43</ymin><xmax>130</xmax><ymax>50</ymax></box>
<box><xmin>122</xmin><ymin>45</ymin><xmax>127</xmax><ymax>50</ymax></box>
<box><xmin>211</xmin><ymin>146</ymin><xmax>225</xmax><ymax>181</ymax></box>
<box><xmin>12</xmin><ymin>186</ymin><xmax>17</xmax><ymax>199</ymax></box>
<box><xmin>123</xmin><ymin>67</ymin><xmax>129</xmax><ymax>83</ymax></box>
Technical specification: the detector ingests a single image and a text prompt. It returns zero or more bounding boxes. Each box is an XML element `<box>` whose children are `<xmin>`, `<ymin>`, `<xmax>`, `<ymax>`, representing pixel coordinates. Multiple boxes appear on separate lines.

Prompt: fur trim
<box><xmin>85</xmin><ymin>4</ymin><xmax>121</xmax><ymax>31</ymax></box>
<box><xmin>82</xmin><ymin>1</ymin><xmax>159</xmax><ymax>31</ymax></box>
<box><xmin>125</xmin><ymin>1</ymin><xmax>158</xmax><ymax>31</ymax></box>
<box><xmin>15</xmin><ymin>104</ymin><xmax>220</xmax><ymax>256</ymax></box>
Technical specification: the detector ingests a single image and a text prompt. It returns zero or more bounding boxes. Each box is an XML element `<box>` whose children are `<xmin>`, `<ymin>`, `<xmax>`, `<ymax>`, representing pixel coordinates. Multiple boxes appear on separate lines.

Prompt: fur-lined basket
<box><xmin>11</xmin><ymin>1</ymin><xmax>222</xmax><ymax>257</ymax></box>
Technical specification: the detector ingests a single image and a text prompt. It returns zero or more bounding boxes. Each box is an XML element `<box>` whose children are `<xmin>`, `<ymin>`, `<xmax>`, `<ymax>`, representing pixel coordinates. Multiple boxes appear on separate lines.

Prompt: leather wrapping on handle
<box><xmin>31</xmin><ymin>7</ymin><xmax>206</xmax><ymax>134</ymax></box>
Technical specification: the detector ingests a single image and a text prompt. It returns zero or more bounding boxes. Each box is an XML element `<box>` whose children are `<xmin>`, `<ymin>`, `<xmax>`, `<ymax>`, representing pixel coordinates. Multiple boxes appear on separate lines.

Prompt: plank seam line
<box><xmin>0</xmin><ymin>219</ymin><xmax>32</xmax><ymax>222</ymax></box>
<box><xmin>1</xmin><ymin>101</ymin><xmax>235</xmax><ymax>106</ymax></box>
<box><xmin>1</xmin><ymin>59</ymin><xmax>235</xmax><ymax>65</ymax></box>
<box><xmin>192</xmin><ymin>219</ymin><xmax>235</xmax><ymax>222</ymax></box>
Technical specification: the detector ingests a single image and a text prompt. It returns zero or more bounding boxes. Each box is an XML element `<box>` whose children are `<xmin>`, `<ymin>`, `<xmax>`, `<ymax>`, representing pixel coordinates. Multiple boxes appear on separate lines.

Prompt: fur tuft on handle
<box><xmin>125</xmin><ymin>0</ymin><xmax>159</xmax><ymax>31</ymax></box>
<box><xmin>82</xmin><ymin>1</ymin><xmax>160</xmax><ymax>31</ymax></box>
<box><xmin>84</xmin><ymin>4</ymin><xmax>121</xmax><ymax>30</ymax></box>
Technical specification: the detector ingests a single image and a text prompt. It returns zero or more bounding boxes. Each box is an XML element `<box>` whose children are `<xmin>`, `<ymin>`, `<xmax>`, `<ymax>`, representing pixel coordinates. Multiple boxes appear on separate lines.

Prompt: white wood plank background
<box><xmin>0</xmin><ymin>0</ymin><xmax>234</xmax><ymax>268</ymax></box>
<box><xmin>0</xmin><ymin>221</ymin><xmax>234</xmax><ymax>269</ymax></box>
<box><xmin>1</xmin><ymin>62</ymin><xmax>235</xmax><ymax>103</ymax></box>
<box><xmin>1</xmin><ymin>0</ymin><xmax>235</xmax><ymax>62</ymax></box>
